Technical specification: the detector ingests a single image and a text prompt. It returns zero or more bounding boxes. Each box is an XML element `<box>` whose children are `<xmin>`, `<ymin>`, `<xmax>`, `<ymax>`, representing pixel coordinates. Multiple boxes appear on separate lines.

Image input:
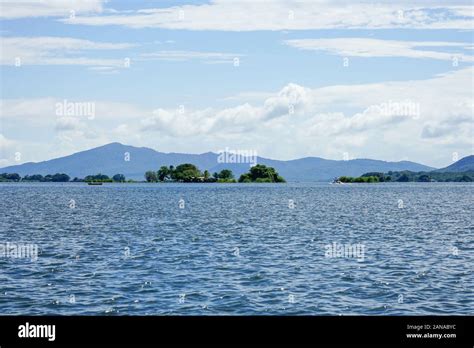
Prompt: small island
<box><xmin>0</xmin><ymin>164</ymin><xmax>286</xmax><ymax>184</ymax></box>
<box><xmin>237</xmin><ymin>164</ymin><xmax>285</xmax><ymax>183</ymax></box>
<box><xmin>145</xmin><ymin>163</ymin><xmax>286</xmax><ymax>183</ymax></box>
<box><xmin>0</xmin><ymin>172</ymin><xmax>131</xmax><ymax>183</ymax></box>
<box><xmin>336</xmin><ymin>170</ymin><xmax>474</xmax><ymax>183</ymax></box>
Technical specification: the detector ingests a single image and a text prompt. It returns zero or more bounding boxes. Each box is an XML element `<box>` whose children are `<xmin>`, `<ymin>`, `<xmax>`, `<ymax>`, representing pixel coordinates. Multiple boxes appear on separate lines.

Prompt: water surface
<box><xmin>1</xmin><ymin>182</ymin><xmax>472</xmax><ymax>315</ymax></box>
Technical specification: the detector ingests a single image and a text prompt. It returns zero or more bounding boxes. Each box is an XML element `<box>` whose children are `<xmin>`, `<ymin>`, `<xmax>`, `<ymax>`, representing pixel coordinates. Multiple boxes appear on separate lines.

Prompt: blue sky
<box><xmin>1</xmin><ymin>0</ymin><xmax>473</xmax><ymax>168</ymax></box>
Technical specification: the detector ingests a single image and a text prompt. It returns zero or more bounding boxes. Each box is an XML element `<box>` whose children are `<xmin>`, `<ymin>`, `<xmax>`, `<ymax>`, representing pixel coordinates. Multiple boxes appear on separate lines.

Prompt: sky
<box><xmin>0</xmin><ymin>0</ymin><xmax>473</xmax><ymax>168</ymax></box>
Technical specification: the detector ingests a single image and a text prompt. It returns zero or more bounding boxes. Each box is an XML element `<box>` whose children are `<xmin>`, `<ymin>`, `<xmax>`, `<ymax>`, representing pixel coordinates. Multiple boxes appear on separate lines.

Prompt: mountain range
<box><xmin>2</xmin><ymin>142</ymin><xmax>462</xmax><ymax>181</ymax></box>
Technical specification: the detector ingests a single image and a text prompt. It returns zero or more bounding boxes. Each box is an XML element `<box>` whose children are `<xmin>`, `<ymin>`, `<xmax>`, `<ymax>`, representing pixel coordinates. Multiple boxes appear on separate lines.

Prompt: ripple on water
<box><xmin>0</xmin><ymin>182</ymin><xmax>472</xmax><ymax>315</ymax></box>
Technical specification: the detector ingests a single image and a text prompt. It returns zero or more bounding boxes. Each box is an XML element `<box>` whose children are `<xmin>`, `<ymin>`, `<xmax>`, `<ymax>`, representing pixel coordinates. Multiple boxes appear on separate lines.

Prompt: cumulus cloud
<box><xmin>55</xmin><ymin>116</ymin><xmax>84</xmax><ymax>132</ymax></box>
<box><xmin>2</xmin><ymin>68</ymin><xmax>472</xmax><ymax>167</ymax></box>
<box><xmin>136</xmin><ymin>67</ymin><xmax>473</xmax><ymax>164</ymax></box>
<box><xmin>422</xmin><ymin>109</ymin><xmax>473</xmax><ymax>141</ymax></box>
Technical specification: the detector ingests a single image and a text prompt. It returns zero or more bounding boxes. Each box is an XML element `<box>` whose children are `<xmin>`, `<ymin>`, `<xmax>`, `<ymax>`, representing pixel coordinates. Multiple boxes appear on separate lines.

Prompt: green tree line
<box><xmin>0</xmin><ymin>173</ymin><xmax>129</xmax><ymax>183</ymax></box>
<box><xmin>337</xmin><ymin>171</ymin><xmax>474</xmax><ymax>183</ymax></box>
<box><xmin>145</xmin><ymin>164</ymin><xmax>286</xmax><ymax>183</ymax></box>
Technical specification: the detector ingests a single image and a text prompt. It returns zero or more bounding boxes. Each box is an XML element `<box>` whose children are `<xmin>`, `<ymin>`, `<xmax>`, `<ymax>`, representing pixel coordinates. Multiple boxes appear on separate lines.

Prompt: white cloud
<box><xmin>2</xmin><ymin>68</ymin><xmax>472</xmax><ymax>167</ymax></box>
<box><xmin>0</xmin><ymin>0</ymin><xmax>105</xmax><ymax>19</ymax></box>
<box><xmin>138</xmin><ymin>67</ymin><xmax>473</xmax><ymax>165</ymax></box>
<box><xmin>219</xmin><ymin>91</ymin><xmax>275</xmax><ymax>103</ymax></box>
<box><xmin>86</xmin><ymin>66</ymin><xmax>120</xmax><ymax>74</ymax></box>
<box><xmin>0</xmin><ymin>98</ymin><xmax>147</xmax><ymax>123</ymax></box>
<box><xmin>0</xmin><ymin>133</ymin><xmax>16</xmax><ymax>153</ymax></box>
<box><xmin>55</xmin><ymin>116</ymin><xmax>84</xmax><ymax>131</ymax></box>
<box><xmin>284</xmin><ymin>38</ymin><xmax>474</xmax><ymax>62</ymax></box>
<box><xmin>139</xmin><ymin>50</ymin><xmax>243</xmax><ymax>64</ymax></box>
<box><xmin>0</xmin><ymin>36</ymin><xmax>134</xmax><ymax>67</ymax></box>
<box><xmin>58</xmin><ymin>0</ymin><xmax>474</xmax><ymax>30</ymax></box>
<box><xmin>0</xmin><ymin>97</ymin><xmax>148</xmax><ymax>166</ymax></box>
<box><xmin>0</xmin><ymin>134</ymin><xmax>17</xmax><ymax>166</ymax></box>
<box><xmin>142</xmin><ymin>83</ymin><xmax>415</xmax><ymax>138</ymax></box>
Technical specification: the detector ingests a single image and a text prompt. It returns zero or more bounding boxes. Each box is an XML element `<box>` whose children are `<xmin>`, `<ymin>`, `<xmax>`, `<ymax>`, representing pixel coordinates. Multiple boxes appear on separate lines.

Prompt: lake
<box><xmin>0</xmin><ymin>182</ymin><xmax>472</xmax><ymax>315</ymax></box>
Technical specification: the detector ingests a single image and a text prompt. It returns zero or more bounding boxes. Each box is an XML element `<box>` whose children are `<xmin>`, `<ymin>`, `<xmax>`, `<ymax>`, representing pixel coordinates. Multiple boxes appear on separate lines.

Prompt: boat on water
<box><xmin>331</xmin><ymin>177</ymin><xmax>344</xmax><ymax>184</ymax></box>
<box><xmin>87</xmin><ymin>182</ymin><xmax>103</xmax><ymax>185</ymax></box>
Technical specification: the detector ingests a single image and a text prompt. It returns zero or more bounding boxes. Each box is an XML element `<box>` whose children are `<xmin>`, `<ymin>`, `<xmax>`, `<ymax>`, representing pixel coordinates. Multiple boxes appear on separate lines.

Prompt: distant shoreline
<box><xmin>335</xmin><ymin>170</ymin><xmax>474</xmax><ymax>183</ymax></box>
<box><xmin>1</xmin><ymin>163</ymin><xmax>287</xmax><ymax>184</ymax></box>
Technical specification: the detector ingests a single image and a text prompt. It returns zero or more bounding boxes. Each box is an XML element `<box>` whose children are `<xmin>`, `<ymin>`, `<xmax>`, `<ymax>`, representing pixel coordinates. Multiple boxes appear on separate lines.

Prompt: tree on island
<box><xmin>148</xmin><ymin>164</ymin><xmax>202</xmax><ymax>182</ymax></box>
<box><xmin>145</xmin><ymin>171</ymin><xmax>158</xmax><ymax>182</ymax></box>
<box><xmin>144</xmin><ymin>164</ymin><xmax>240</xmax><ymax>183</ymax></box>
<box><xmin>238</xmin><ymin>164</ymin><xmax>286</xmax><ymax>183</ymax></box>
<box><xmin>397</xmin><ymin>173</ymin><xmax>410</xmax><ymax>182</ymax></box>
<box><xmin>417</xmin><ymin>174</ymin><xmax>431</xmax><ymax>182</ymax></box>
<box><xmin>112</xmin><ymin>174</ymin><xmax>126</xmax><ymax>182</ymax></box>
<box><xmin>217</xmin><ymin>169</ymin><xmax>234</xmax><ymax>180</ymax></box>
<box><xmin>361</xmin><ymin>172</ymin><xmax>390</xmax><ymax>182</ymax></box>
<box><xmin>51</xmin><ymin>173</ymin><xmax>70</xmax><ymax>182</ymax></box>
<box><xmin>23</xmin><ymin>174</ymin><xmax>44</xmax><ymax>182</ymax></box>
<box><xmin>0</xmin><ymin>173</ymin><xmax>21</xmax><ymax>182</ymax></box>
<box><xmin>85</xmin><ymin>174</ymin><xmax>112</xmax><ymax>183</ymax></box>
<box><xmin>19</xmin><ymin>173</ymin><xmax>69</xmax><ymax>182</ymax></box>
<box><xmin>173</xmin><ymin>163</ymin><xmax>202</xmax><ymax>182</ymax></box>
<box><xmin>157</xmin><ymin>166</ymin><xmax>171</xmax><ymax>181</ymax></box>
<box><xmin>215</xmin><ymin>169</ymin><xmax>236</xmax><ymax>183</ymax></box>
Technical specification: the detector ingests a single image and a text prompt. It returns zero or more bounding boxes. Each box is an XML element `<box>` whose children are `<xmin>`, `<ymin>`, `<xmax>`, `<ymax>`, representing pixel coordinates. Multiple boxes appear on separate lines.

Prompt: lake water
<box><xmin>0</xmin><ymin>182</ymin><xmax>472</xmax><ymax>315</ymax></box>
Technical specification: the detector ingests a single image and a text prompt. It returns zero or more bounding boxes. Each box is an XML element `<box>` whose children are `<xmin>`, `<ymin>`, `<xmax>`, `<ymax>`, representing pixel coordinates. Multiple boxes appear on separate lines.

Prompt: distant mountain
<box><xmin>434</xmin><ymin>155</ymin><xmax>474</xmax><ymax>173</ymax></box>
<box><xmin>0</xmin><ymin>142</ymin><xmax>435</xmax><ymax>181</ymax></box>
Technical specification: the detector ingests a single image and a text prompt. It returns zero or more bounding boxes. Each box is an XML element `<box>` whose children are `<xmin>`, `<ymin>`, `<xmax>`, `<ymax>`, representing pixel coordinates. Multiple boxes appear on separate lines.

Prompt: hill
<box><xmin>434</xmin><ymin>155</ymin><xmax>474</xmax><ymax>173</ymax></box>
<box><xmin>0</xmin><ymin>142</ymin><xmax>434</xmax><ymax>181</ymax></box>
